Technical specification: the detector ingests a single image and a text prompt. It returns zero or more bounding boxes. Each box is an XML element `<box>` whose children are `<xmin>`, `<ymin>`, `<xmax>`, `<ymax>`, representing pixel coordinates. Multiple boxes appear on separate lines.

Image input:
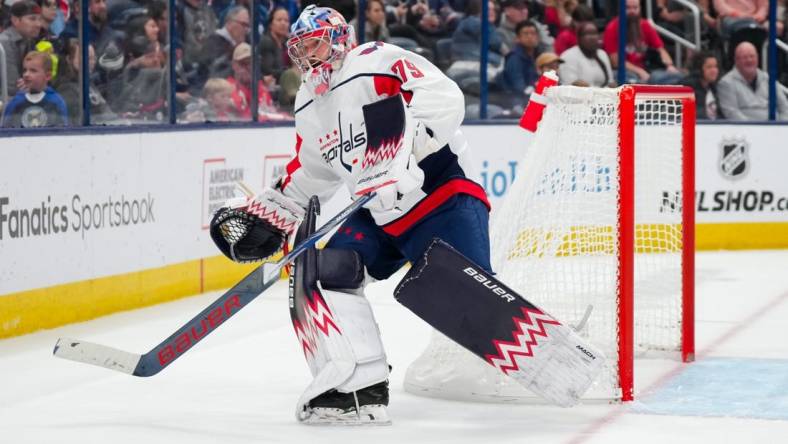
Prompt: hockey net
<box><xmin>404</xmin><ymin>85</ymin><xmax>695</xmax><ymax>402</ymax></box>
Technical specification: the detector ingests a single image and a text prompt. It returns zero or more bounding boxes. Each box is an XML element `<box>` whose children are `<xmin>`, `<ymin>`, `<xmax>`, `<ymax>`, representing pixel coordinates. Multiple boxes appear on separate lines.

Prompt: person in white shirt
<box><xmin>558</xmin><ymin>22</ymin><xmax>614</xmax><ymax>87</ymax></box>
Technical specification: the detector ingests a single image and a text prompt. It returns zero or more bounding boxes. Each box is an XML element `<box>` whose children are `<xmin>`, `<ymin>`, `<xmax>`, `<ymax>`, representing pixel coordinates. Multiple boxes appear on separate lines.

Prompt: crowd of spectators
<box><xmin>1</xmin><ymin>0</ymin><xmax>787</xmax><ymax>127</ymax></box>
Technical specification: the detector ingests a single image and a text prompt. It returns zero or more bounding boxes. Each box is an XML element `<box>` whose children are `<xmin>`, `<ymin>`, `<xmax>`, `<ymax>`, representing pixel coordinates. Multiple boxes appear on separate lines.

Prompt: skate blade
<box><xmin>300</xmin><ymin>405</ymin><xmax>392</xmax><ymax>426</ymax></box>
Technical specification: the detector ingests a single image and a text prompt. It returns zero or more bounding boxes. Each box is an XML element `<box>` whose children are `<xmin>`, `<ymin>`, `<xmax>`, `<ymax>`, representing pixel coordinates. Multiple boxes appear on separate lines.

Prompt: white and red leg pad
<box><xmin>394</xmin><ymin>238</ymin><xmax>606</xmax><ymax>407</ymax></box>
<box><xmin>292</xmin><ymin>285</ymin><xmax>389</xmax><ymax>422</ymax></box>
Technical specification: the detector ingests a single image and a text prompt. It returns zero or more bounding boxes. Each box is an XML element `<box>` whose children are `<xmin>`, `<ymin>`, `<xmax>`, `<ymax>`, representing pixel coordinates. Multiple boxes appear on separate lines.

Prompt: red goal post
<box><xmin>617</xmin><ymin>85</ymin><xmax>695</xmax><ymax>400</ymax></box>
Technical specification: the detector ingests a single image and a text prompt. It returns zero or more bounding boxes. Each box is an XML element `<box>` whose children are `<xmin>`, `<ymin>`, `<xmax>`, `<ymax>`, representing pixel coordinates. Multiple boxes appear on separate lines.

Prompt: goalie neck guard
<box><xmin>286</xmin><ymin>5</ymin><xmax>356</xmax><ymax>96</ymax></box>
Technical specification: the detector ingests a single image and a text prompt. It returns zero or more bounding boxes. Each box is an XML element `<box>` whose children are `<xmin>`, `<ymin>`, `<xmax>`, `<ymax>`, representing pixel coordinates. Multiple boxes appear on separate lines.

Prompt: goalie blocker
<box><xmin>395</xmin><ymin>239</ymin><xmax>606</xmax><ymax>407</ymax></box>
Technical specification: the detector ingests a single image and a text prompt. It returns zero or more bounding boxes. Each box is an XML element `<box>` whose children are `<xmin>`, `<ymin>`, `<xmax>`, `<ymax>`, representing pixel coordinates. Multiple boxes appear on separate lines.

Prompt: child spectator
<box><xmin>202</xmin><ymin>77</ymin><xmax>237</xmax><ymax>121</ymax></box>
<box><xmin>559</xmin><ymin>22</ymin><xmax>614</xmax><ymax>87</ymax></box>
<box><xmin>2</xmin><ymin>51</ymin><xmax>68</xmax><ymax>127</ymax></box>
<box><xmin>535</xmin><ymin>51</ymin><xmax>562</xmax><ymax>76</ymax></box>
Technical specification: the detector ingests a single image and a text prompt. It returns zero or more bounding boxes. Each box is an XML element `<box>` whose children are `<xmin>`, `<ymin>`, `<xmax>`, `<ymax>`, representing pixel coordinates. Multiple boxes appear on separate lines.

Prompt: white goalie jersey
<box><xmin>278</xmin><ymin>41</ymin><xmax>489</xmax><ymax>235</ymax></box>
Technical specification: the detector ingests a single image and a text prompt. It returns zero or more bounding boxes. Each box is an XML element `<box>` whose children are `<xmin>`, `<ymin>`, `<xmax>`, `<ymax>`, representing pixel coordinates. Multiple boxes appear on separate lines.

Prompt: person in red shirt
<box><xmin>602</xmin><ymin>0</ymin><xmax>682</xmax><ymax>84</ymax></box>
<box><xmin>225</xmin><ymin>42</ymin><xmax>293</xmax><ymax>121</ymax></box>
<box><xmin>553</xmin><ymin>4</ymin><xmax>594</xmax><ymax>55</ymax></box>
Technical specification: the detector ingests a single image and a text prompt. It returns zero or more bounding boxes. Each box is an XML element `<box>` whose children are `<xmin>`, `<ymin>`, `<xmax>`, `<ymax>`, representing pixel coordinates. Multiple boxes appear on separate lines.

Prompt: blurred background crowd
<box><xmin>1</xmin><ymin>0</ymin><xmax>787</xmax><ymax>127</ymax></box>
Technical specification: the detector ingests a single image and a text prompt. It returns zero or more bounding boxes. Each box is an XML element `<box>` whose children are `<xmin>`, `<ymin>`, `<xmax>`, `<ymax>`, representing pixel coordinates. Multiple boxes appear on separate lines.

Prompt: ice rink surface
<box><xmin>2</xmin><ymin>250</ymin><xmax>788</xmax><ymax>444</ymax></box>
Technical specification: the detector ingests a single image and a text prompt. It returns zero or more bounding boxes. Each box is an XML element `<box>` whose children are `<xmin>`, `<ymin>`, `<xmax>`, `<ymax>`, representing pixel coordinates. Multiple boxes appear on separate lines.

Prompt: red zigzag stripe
<box><xmin>245</xmin><ymin>200</ymin><xmax>299</xmax><ymax>233</ymax></box>
<box><xmin>485</xmin><ymin>307</ymin><xmax>561</xmax><ymax>374</ymax></box>
<box><xmin>362</xmin><ymin>138</ymin><xmax>403</xmax><ymax>169</ymax></box>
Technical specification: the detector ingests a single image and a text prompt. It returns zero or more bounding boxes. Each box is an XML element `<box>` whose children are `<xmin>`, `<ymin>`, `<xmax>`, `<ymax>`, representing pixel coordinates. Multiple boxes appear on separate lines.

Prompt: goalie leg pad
<box><xmin>394</xmin><ymin>238</ymin><xmax>606</xmax><ymax>407</ymax></box>
<box><xmin>290</xmin><ymin>199</ymin><xmax>388</xmax><ymax>423</ymax></box>
<box><xmin>293</xmin><ymin>286</ymin><xmax>389</xmax><ymax>423</ymax></box>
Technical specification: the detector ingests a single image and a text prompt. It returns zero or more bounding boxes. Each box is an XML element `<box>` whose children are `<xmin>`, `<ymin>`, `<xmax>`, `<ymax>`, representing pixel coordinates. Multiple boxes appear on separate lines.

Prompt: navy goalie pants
<box><xmin>325</xmin><ymin>194</ymin><xmax>492</xmax><ymax>281</ymax></box>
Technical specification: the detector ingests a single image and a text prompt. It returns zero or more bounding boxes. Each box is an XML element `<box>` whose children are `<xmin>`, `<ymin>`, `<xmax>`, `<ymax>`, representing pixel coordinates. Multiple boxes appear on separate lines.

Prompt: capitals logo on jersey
<box><xmin>320</xmin><ymin>113</ymin><xmax>366</xmax><ymax>172</ymax></box>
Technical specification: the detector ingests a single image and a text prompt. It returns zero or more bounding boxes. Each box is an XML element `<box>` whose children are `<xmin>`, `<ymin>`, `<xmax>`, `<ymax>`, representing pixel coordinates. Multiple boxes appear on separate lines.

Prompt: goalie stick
<box><xmin>53</xmin><ymin>193</ymin><xmax>375</xmax><ymax>377</ymax></box>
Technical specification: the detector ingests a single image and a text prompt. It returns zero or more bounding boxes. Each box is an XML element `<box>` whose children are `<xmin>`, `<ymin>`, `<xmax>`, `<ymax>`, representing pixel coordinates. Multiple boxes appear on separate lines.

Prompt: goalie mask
<box><xmin>287</xmin><ymin>5</ymin><xmax>355</xmax><ymax>96</ymax></box>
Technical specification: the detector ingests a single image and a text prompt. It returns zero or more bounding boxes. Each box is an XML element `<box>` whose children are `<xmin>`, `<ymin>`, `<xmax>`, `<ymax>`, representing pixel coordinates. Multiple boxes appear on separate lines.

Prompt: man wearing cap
<box><xmin>225</xmin><ymin>42</ymin><xmax>291</xmax><ymax>121</ymax></box>
<box><xmin>0</xmin><ymin>0</ymin><xmax>42</xmax><ymax>96</ymax></box>
<box><xmin>497</xmin><ymin>0</ymin><xmax>552</xmax><ymax>54</ymax></box>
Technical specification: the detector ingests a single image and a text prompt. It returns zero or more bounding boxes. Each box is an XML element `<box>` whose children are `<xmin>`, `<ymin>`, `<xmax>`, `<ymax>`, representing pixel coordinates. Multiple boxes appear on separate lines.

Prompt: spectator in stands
<box><xmin>406</xmin><ymin>0</ymin><xmax>458</xmax><ymax>42</ymax></box>
<box><xmin>38</xmin><ymin>0</ymin><xmax>64</xmax><ymax>39</ymax></box>
<box><xmin>260</xmin><ymin>7</ymin><xmax>290</xmax><ymax>77</ymax></box>
<box><xmin>1</xmin><ymin>3</ymin><xmax>10</xmax><ymax>33</ymax></box>
<box><xmin>497</xmin><ymin>0</ymin><xmax>552</xmax><ymax>54</ymax></box>
<box><xmin>559</xmin><ymin>22</ymin><xmax>614</xmax><ymax>87</ymax></box>
<box><xmin>115</xmin><ymin>36</ymin><xmax>167</xmax><ymax>120</ymax></box>
<box><xmin>653</xmin><ymin>0</ymin><xmax>691</xmax><ymax>39</ymax></box>
<box><xmin>226</xmin><ymin>42</ymin><xmax>291</xmax><ymax>121</ymax></box>
<box><xmin>351</xmin><ymin>0</ymin><xmax>390</xmax><ymax>43</ymax></box>
<box><xmin>451</xmin><ymin>0</ymin><xmax>503</xmax><ymax>62</ymax></box>
<box><xmin>218</xmin><ymin>0</ymin><xmax>267</xmax><ymax>37</ymax></box>
<box><xmin>717</xmin><ymin>41</ymin><xmax>788</xmax><ymax>121</ymax></box>
<box><xmin>680</xmin><ymin>51</ymin><xmax>722</xmax><ymax>120</ymax></box>
<box><xmin>553</xmin><ymin>4</ymin><xmax>593</xmax><ymax>55</ymax></box>
<box><xmin>202</xmin><ymin>77</ymin><xmax>238</xmax><ymax>121</ymax></box>
<box><xmin>271</xmin><ymin>0</ymin><xmax>300</xmax><ymax>26</ymax></box>
<box><xmin>125</xmin><ymin>14</ymin><xmax>164</xmax><ymax>68</ymax></box>
<box><xmin>62</xmin><ymin>0</ymin><xmax>113</xmax><ymax>58</ymax></box>
<box><xmin>198</xmin><ymin>6</ymin><xmax>249</xmax><ymax>82</ymax></box>
<box><xmin>713</xmin><ymin>0</ymin><xmax>773</xmax><ymax>38</ymax></box>
<box><xmin>148</xmin><ymin>0</ymin><xmax>168</xmax><ymax>43</ymax></box>
<box><xmin>535</xmin><ymin>51</ymin><xmax>562</xmax><ymax>76</ymax></box>
<box><xmin>55</xmin><ymin>39</ymin><xmax>116</xmax><ymax>124</ymax></box>
<box><xmin>95</xmin><ymin>40</ymin><xmax>125</xmax><ymax>99</ymax></box>
<box><xmin>179</xmin><ymin>0</ymin><xmax>218</xmax><ymax>69</ymax></box>
<box><xmin>0</xmin><ymin>1</ymin><xmax>42</xmax><ymax>96</ymax></box>
<box><xmin>501</xmin><ymin>20</ymin><xmax>540</xmax><ymax>97</ymax></box>
<box><xmin>2</xmin><ymin>51</ymin><xmax>68</xmax><ymax>127</ymax></box>
<box><xmin>602</xmin><ymin>0</ymin><xmax>682</xmax><ymax>84</ymax></box>
<box><xmin>543</xmin><ymin>0</ymin><xmax>576</xmax><ymax>36</ymax></box>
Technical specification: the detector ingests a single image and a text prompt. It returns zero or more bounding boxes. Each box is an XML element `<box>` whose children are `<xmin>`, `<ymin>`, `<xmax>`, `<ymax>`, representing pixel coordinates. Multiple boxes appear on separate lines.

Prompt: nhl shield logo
<box><xmin>719</xmin><ymin>137</ymin><xmax>749</xmax><ymax>180</ymax></box>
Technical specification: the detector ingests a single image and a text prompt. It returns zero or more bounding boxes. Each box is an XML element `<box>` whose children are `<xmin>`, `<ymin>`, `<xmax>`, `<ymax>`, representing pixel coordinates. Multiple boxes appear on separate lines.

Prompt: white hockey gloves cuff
<box><xmin>227</xmin><ymin>188</ymin><xmax>306</xmax><ymax>236</ymax></box>
<box><xmin>210</xmin><ymin>189</ymin><xmax>305</xmax><ymax>263</ymax></box>
<box><xmin>354</xmin><ymin>95</ymin><xmax>425</xmax><ymax>212</ymax></box>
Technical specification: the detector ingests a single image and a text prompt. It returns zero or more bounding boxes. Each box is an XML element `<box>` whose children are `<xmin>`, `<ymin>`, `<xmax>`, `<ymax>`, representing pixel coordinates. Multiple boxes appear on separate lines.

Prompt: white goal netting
<box><xmin>404</xmin><ymin>86</ymin><xmax>690</xmax><ymax>402</ymax></box>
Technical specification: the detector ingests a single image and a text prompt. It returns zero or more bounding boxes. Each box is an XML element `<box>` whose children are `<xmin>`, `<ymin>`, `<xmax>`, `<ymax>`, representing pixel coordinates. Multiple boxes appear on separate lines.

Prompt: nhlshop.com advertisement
<box><xmin>694</xmin><ymin>128</ymin><xmax>788</xmax><ymax>222</ymax></box>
